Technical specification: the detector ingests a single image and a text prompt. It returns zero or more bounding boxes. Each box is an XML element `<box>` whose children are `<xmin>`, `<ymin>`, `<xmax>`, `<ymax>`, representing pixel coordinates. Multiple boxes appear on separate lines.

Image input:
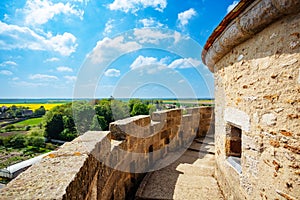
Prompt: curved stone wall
<box><xmin>202</xmin><ymin>0</ymin><xmax>300</xmax><ymax>72</ymax></box>
<box><xmin>0</xmin><ymin>107</ymin><xmax>214</xmax><ymax>200</ymax></box>
<box><xmin>204</xmin><ymin>1</ymin><xmax>300</xmax><ymax>199</ymax></box>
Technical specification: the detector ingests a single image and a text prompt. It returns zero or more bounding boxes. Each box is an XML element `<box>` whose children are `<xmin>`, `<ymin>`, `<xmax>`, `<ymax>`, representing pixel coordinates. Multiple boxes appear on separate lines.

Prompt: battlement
<box><xmin>0</xmin><ymin>107</ymin><xmax>214</xmax><ymax>200</ymax></box>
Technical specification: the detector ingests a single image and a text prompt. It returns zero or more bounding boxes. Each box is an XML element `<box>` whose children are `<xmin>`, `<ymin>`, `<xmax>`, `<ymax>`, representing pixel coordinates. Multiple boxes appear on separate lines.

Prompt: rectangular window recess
<box><xmin>225</xmin><ymin>123</ymin><xmax>242</xmax><ymax>173</ymax></box>
<box><xmin>227</xmin><ymin>156</ymin><xmax>242</xmax><ymax>174</ymax></box>
<box><xmin>225</xmin><ymin>123</ymin><xmax>242</xmax><ymax>158</ymax></box>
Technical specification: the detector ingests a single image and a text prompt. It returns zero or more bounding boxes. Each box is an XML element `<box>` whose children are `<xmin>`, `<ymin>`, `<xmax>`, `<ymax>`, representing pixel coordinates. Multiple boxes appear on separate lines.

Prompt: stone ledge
<box><xmin>0</xmin><ymin>107</ymin><xmax>215</xmax><ymax>199</ymax></box>
<box><xmin>0</xmin><ymin>131</ymin><xmax>109</xmax><ymax>200</ymax></box>
<box><xmin>202</xmin><ymin>0</ymin><xmax>300</xmax><ymax>72</ymax></box>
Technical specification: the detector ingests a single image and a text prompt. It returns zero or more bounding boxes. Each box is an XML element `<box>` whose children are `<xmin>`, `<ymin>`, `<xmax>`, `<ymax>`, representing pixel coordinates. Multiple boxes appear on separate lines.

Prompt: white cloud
<box><xmin>0</xmin><ymin>70</ymin><xmax>13</xmax><ymax>75</ymax></box>
<box><xmin>168</xmin><ymin>58</ymin><xmax>201</xmax><ymax>69</ymax></box>
<box><xmin>108</xmin><ymin>0</ymin><xmax>167</xmax><ymax>13</ymax></box>
<box><xmin>104</xmin><ymin>69</ymin><xmax>121</xmax><ymax>77</ymax></box>
<box><xmin>4</xmin><ymin>14</ymin><xmax>9</xmax><ymax>21</ymax></box>
<box><xmin>12</xmin><ymin>77</ymin><xmax>19</xmax><ymax>81</ymax></box>
<box><xmin>0</xmin><ymin>21</ymin><xmax>77</xmax><ymax>56</ymax></box>
<box><xmin>64</xmin><ymin>75</ymin><xmax>77</xmax><ymax>81</ymax></box>
<box><xmin>178</xmin><ymin>79</ymin><xmax>185</xmax><ymax>83</ymax></box>
<box><xmin>177</xmin><ymin>8</ymin><xmax>197</xmax><ymax>28</ymax></box>
<box><xmin>129</xmin><ymin>56</ymin><xmax>201</xmax><ymax>74</ymax></box>
<box><xmin>46</xmin><ymin>32</ymin><xmax>77</xmax><ymax>56</ymax></box>
<box><xmin>130</xmin><ymin>56</ymin><xmax>164</xmax><ymax>70</ymax></box>
<box><xmin>71</xmin><ymin>0</ymin><xmax>90</xmax><ymax>5</ymax></box>
<box><xmin>89</xmin><ymin>36</ymin><xmax>141</xmax><ymax>64</ymax></box>
<box><xmin>130</xmin><ymin>55</ymin><xmax>167</xmax><ymax>74</ymax></box>
<box><xmin>133</xmin><ymin>28</ymin><xmax>182</xmax><ymax>44</ymax></box>
<box><xmin>0</xmin><ymin>61</ymin><xmax>17</xmax><ymax>67</ymax></box>
<box><xmin>21</xmin><ymin>0</ymin><xmax>84</xmax><ymax>26</ymax></box>
<box><xmin>44</xmin><ymin>57</ymin><xmax>59</xmax><ymax>62</ymax></box>
<box><xmin>29</xmin><ymin>74</ymin><xmax>58</xmax><ymax>80</ymax></box>
<box><xmin>227</xmin><ymin>1</ymin><xmax>239</xmax><ymax>13</ymax></box>
<box><xmin>139</xmin><ymin>18</ymin><xmax>164</xmax><ymax>28</ymax></box>
<box><xmin>103</xmin><ymin>19</ymin><xmax>115</xmax><ymax>36</ymax></box>
<box><xmin>11</xmin><ymin>80</ymin><xmax>46</xmax><ymax>87</ymax></box>
<box><xmin>57</xmin><ymin>66</ymin><xmax>73</xmax><ymax>72</ymax></box>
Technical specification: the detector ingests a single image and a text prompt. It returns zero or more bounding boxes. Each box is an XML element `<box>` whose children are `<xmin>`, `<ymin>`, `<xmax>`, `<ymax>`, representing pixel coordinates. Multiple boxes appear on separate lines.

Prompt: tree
<box><xmin>94</xmin><ymin>99</ymin><xmax>114</xmax><ymax>130</ymax></box>
<box><xmin>72</xmin><ymin>101</ymin><xmax>94</xmax><ymax>134</ymax></box>
<box><xmin>95</xmin><ymin>99</ymin><xmax>113</xmax><ymax>124</ymax></box>
<box><xmin>44</xmin><ymin>113</ymin><xmax>64</xmax><ymax>139</ymax></box>
<box><xmin>148</xmin><ymin>104</ymin><xmax>156</xmax><ymax>114</ymax></box>
<box><xmin>59</xmin><ymin>129</ymin><xmax>77</xmax><ymax>141</ymax></box>
<box><xmin>131</xmin><ymin>102</ymin><xmax>149</xmax><ymax>116</ymax></box>
<box><xmin>9</xmin><ymin>134</ymin><xmax>26</xmax><ymax>148</ymax></box>
<box><xmin>63</xmin><ymin>115</ymin><xmax>77</xmax><ymax>134</ymax></box>
<box><xmin>110</xmin><ymin>100</ymin><xmax>130</xmax><ymax>120</ymax></box>
<box><xmin>60</xmin><ymin>115</ymin><xmax>77</xmax><ymax>141</ymax></box>
<box><xmin>34</xmin><ymin>106</ymin><xmax>46</xmax><ymax>116</ymax></box>
<box><xmin>5</xmin><ymin>124</ymin><xmax>15</xmax><ymax>132</ymax></box>
<box><xmin>27</xmin><ymin>136</ymin><xmax>45</xmax><ymax>148</ymax></box>
<box><xmin>15</xmin><ymin>109</ymin><xmax>23</xmax><ymax>118</ymax></box>
<box><xmin>90</xmin><ymin>115</ymin><xmax>107</xmax><ymax>131</ymax></box>
<box><xmin>128</xmin><ymin>99</ymin><xmax>142</xmax><ymax>113</ymax></box>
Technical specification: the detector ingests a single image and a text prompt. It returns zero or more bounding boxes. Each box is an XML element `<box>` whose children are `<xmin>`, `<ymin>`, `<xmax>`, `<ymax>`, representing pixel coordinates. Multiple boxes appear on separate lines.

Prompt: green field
<box><xmin>15</xmin><ymin>118</ymin><xmax>43</xmax><ymax>126</ymax></box>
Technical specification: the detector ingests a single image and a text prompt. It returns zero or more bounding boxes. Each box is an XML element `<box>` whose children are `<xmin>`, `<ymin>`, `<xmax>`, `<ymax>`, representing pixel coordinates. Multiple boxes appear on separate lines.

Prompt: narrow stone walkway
<box><xmin>135</xmin><ymin>134</ymin><xmax>224</xmax><ymax>200</ymax></box>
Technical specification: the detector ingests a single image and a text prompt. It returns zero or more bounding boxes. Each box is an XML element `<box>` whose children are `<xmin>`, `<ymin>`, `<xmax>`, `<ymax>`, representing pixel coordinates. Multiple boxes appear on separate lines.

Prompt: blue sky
<box><xmin>0</xmin><ymin>0</ymin><xmax>239</xmax><ymax>98</ymax></box>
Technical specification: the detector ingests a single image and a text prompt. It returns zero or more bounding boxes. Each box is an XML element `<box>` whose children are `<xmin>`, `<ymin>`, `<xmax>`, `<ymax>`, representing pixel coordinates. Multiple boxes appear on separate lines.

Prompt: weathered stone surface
<box><xmin>202</xmin><ymin>0</ymin><xmax>300</xmax><ymax>71</ymax></box>
<box><xmin>0</xmin><ymin>131</ymin><xmax>109</xmax><ymax>200</ymax></box>
<box><xmin>0</xmin><ymin>107</ymin><xmax>214</xmax><ymax>199</ymax></box>
<box><xmin>212</xmin><ymin>5</ymin><xmax>300</xmax><ymax>200</ymax></box>
<box><xmin>262</xmin><ymin>113</ymin><xmax>277</xmax><ymax>126</ymax></box>
<box><xmin>224</xmin><ymin>107</ymin><xmax>250</xmax><ymax>132</ymax></box>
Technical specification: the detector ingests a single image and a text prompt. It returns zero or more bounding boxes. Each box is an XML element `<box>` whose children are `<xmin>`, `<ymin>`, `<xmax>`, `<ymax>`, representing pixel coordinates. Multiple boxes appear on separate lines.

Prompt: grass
<box><xmin>0</xmin><ymin>103</ymin><xmax>65</xmax><ymax>111</ymax></box>
<box><xmin>14</xmin><ymin>118</ymin><xmax>43</xmax><ymax>126</ymax></box>
<box><xmin>0</xmin><ymin>144</ymin><xmax>57</xmax><ymax>169</ymax></box>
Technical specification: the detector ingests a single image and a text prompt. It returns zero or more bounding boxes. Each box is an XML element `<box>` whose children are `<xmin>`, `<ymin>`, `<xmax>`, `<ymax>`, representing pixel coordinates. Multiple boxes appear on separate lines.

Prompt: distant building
<box><xmin>0</xmin><ymin>152</ymin><xmax>52</xmax><ymax>180</ymax></box>
<box><xmin>22</xmin><ymin>109</ymin><xmax>33</xmax><ymax>117</ymax></box>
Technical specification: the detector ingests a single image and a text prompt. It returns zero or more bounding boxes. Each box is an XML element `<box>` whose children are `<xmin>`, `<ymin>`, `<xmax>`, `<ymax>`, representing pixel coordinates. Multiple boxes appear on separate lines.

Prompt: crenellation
<box><xmin>0</xmin><ymin>107</ymin><xmax>214</xmax><ymax>199</ymax></box>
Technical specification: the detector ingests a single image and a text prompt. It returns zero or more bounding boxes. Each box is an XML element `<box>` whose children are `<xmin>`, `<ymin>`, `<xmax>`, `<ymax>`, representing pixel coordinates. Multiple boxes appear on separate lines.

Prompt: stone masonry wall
<box><xmin>214</xmin><ymin>12</ymin><xmax>300</xmax><ymax>200</ymax></box>
<box><xmin>0</xmin><ymin>107</ymin><xmax>214</xmax><ymax>200</ymax></box>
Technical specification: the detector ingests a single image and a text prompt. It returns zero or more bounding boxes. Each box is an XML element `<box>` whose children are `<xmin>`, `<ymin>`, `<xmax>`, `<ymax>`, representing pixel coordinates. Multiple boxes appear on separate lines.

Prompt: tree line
<box><xmin>44</xmin><ymin>99</ymin><xmax>160</xmax><ymax>141</ymax></box>
<box><xmin>0</xmin><ymin>105</ymin><xmax>46</xmax><ymax>119</ymax></box>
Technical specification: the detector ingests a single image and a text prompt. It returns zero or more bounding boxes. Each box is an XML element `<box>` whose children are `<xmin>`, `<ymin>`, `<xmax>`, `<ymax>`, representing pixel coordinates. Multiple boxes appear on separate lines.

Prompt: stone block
<box><xmin>151</xmin><ymin>111</ymin><xmax>167</xmax><ymax>121</ymax></box>
<box><xmin>242</xmin><ymin>134</ymin><xmax>262</xmax><ymax>152</ymax></box>
<box><xmin>262</xmin><ymin>113</ymin><xmax>277</xmax><ymax>126</ymax></box>
<box><xmin>224</xmin><ymin>107</ymin><xmax>250</xmax><ymax>132</ymax></box>
<box><xmin>187</xmin><ymin>107</ymin><xmax>201</xmax><ymax>114</ymax></box>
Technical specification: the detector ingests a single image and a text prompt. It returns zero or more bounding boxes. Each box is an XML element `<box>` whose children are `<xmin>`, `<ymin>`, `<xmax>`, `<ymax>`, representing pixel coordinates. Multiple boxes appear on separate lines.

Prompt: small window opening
<box><xmin>226</xmin><ymin>124</ymin><xmax>242</xmax><ymax>157</ymax></box>
<box><xmin>149</xmin><ymin>145</ymin><xmax>153</xmax><ymax>153</ymax></box>
<box><xmin>225</xmin><ymin>123</ymin><xmax>242</xmax><ymax>173</ymax></box>
<box><xmin>164</xmin><ymin>137</ymin><xmax>170</xmax><ymax>145</ymax></box>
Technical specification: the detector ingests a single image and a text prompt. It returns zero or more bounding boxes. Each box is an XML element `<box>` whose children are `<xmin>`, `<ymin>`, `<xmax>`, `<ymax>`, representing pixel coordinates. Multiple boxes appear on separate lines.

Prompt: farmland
<box><xmin>0</xmin><ymin>103</ymin><xmax>64</xmax><ymax>111</ymax></box>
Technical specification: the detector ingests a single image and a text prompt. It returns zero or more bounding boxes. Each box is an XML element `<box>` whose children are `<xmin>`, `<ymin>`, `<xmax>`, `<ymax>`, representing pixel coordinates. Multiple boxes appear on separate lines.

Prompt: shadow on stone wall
<box><xmin>0</xmin><ymin>107</ymin><xmax>214</xmax><ymax>200</ymax></box>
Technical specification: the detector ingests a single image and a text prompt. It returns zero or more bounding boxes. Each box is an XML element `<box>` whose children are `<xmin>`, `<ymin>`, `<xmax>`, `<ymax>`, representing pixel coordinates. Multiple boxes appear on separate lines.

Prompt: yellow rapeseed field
<box><xmin>0</xmin><ymin>103</ymin><xmax>64</xmax><ymax>111</ymax></box>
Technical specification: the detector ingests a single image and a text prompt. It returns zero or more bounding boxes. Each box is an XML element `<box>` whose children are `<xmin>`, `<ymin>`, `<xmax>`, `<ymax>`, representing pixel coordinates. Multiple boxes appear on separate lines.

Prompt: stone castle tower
<box><xmin>202</xmin><ymin>0</ymin><xmax>300</xmax><ymax>199</ymax></box>
<box><xmin>0</xmin><ymin>0</ymin><xmax>299</xmax><ymax>199</ymax></box>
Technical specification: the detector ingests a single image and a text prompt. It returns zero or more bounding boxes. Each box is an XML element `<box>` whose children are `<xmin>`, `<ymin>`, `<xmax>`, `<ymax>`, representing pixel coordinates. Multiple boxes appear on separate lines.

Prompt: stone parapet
<box><xmin>0</xmin><ymin>107</ymin><xmax>214</xmax><ymax>200</ymax></box>
<box><xmin>202</xmin><ymin>0</ymin><xmax>300</xmax><ymax>72</ymax></box>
